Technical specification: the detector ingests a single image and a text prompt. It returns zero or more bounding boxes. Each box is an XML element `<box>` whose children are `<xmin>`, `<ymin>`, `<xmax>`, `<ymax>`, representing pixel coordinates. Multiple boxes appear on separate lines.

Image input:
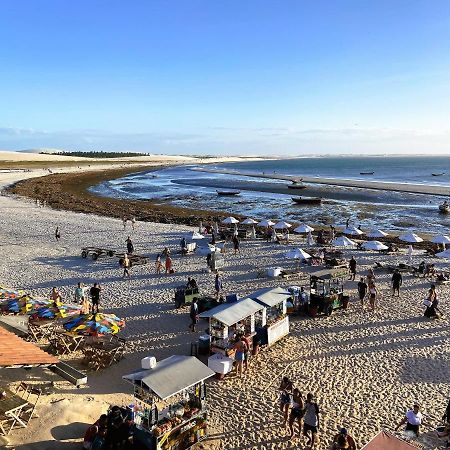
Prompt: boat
<box><xmin>287</xmin><ymin>180</ymin><xmax>306</xmax><ymax>190</ymax></box>
<box><xmin>360</xmin><ymin>171</ymin><xmax>374</xmax><ymax>175</ymax></box>
<box><xmin>216</xmin><ymin>190</ymin><xmax>241</xmax><ymax>196</ymax></box>
<box><xmin>292</xmin><ymin>196</ymin><xmax>322</xmax><ymax>205</ymax></box>
<box><xmin>439</xmin><ymin>202</ymin><xmax>450</xmax><ymax>213</ymax></box>
<box><xmin>432</xmin><ymin>173</ymin><xmax>445</xmax><ymax>177</ymax></box>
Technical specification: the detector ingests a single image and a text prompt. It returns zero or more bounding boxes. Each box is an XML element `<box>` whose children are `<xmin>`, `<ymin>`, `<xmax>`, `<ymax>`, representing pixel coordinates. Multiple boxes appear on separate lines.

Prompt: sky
<box><xmin>1</xmin><ymin>0</ymin><xmax>450</xmax><ymax>155</ymax></box>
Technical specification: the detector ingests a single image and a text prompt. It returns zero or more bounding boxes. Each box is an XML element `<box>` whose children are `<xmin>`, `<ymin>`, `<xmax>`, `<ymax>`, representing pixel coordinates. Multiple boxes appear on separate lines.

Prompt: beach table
<box><xmin>28</xmin><ymin>319</ymin><xmax>55</xmax><ymax>342</ymax></box>
<box><xmin>49</xmin><ymin>332</ymin><xmax>84</xmax><ymax>355</ymax></box>
<box><xmin>0</xmin><ymin>386</ymin><xmax>29</xmax><ymax>435</ymax></box>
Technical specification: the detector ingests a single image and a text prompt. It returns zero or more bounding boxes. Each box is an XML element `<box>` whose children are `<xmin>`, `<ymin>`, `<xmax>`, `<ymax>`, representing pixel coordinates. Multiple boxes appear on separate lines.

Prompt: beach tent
<box><xmin>190</xmin><ymin>231</ymin><xmax>205</xmax><ymax>240</ymax></box>
<box><xmin>431</xmin><ymin>234</ymin><xmax>450</xmax><ymax>245</ymax></box>
<box><xmin>435</xmin><ymin>249</ymin><xmax>450</xmax><ymax>258</ymax></box>
<box><xmin>343</xmin><ymin>226</ymin><xmax>363</xmax><ymax>236</ymax></box>
<box><xmin>362</xmin><ymin>241</ymin><xmax>388</xmax><ymax>251</ymax></box>
<box><xmin>222</xmin><ymin>216</ymin><xmax>239</xmax><ymax>225</ymax></box>
<box><xmin>286</xmin><ymin>248</ymin><xmax>311</xmax><ymax>260</ymax></box>
<box><xmin>332</xmin><ymin>236</ymin><xmax>356</xmax><ymax>247</ymax></box>
<box><xmin>241</xmin><ymin>218</ymin><xmax>258</xmax><ymax>225</ymax></box>
<box><xmin>367</xmin><ymin>229</ymin><xmax>389</xmax><ymax>238</ymax></box>
<box><xmin>257</xmin><ymin>219</ymin><xmax>275</xmax><ymax>227</ymax></box>
<box><xmin>399</xmin><ymin>232</ymin><xmax>423</xmax><ymax>243</ymax></box>
<box><xmin>293</xmin><ymin>224</ymin><xmax>314</xmax><ymax>233</ymax></box>
<box><xmin>361</xmin><ymin>430</ymin><xmax>418</xmax><ymax>450</ymax></box>
<box><xmin>274</xmin><ymin>221</ymin><xmax>292</xmax><ymax>230</ymax></box>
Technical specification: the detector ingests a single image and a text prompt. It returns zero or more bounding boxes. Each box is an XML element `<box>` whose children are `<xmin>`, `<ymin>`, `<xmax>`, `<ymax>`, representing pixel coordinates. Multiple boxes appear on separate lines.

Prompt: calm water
<box><xmin>90</xmin><ymin>156</ymin><xmax>450</xmax><ymax>233</ymax></box>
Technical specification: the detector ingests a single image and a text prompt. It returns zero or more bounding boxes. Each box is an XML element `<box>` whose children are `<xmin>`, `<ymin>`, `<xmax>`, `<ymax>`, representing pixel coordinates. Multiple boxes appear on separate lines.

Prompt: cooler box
<box><xmin>208</xmin><ymin>353</ymin><xmax>234</xmax><ymax>375</ymax></box>
<box><xmin>141</xmin><ymin>356</ymin><xmax>157</xmax><ymax>369</ymax></box>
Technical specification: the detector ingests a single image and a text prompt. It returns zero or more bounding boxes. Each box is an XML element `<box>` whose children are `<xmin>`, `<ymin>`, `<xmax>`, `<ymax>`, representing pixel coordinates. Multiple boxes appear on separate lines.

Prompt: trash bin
<box><xmin>198</xmin><ymin>335</ymin><xmax>211</xmax><ymax>355</ymax></box>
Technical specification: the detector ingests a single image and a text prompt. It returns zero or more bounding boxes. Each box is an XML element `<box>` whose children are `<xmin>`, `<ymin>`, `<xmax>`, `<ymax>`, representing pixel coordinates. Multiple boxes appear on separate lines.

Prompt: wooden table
<box><xmin>0</xmin><ymin>387</ymin><xmax>29</xmax><ymax>435</ymax></box>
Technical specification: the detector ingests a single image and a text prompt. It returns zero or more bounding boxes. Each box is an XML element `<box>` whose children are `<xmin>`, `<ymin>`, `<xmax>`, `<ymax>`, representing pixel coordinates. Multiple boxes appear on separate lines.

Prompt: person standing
<box><xmin>278</xmin><ymin>377</ymin><xmax>293</xmax><ymax>427</ymax></box>
<box><xmin>189</xmin><ymin>298</ymin><xmax>198</xmax><ymax>332</ymax></box>
<box><xmin>442</xmin><ymin>398</ymin><xmax>450</xmax><ymax>423</ymax></box>
<box><xmin>215</xmin><ymin>273</ymin><xmax>222</xmax><ymax>299</ymax></box>
<box><xmin>50</xmin><ymin>287</ymin><xmax>62</xmax><ymax>306</ymax></box>
<box><xmin>424</xmin><ymin>284</ymin><xmax>441</xmax><ymax>318</ymax></box>
<box><xmin>391</xmin><ymin>269</ymin><xmax>403</xmax><ymax>297</ymax></box>
<box><xmin>395</xmin><ymin>403</ymin><xmax>426</xmax><ymax>436</ymax></box>
<box><xmin>368</xmin><ymin>280</ymin><xmax>377</xmax><ymax>311</ymax></box>
<box><xmin>131</xmin><ymin>216</ymin><xmax>136</xmax><ymax>230</ymax></box>
<box><xmin>233</xmin><ymin>336</ymin><xmax>248</xmax><ymax>377</ymax></box>
<box><xmin>55</xmin><ymin>226</ymin><xmax>61</xmax><ymax>241</ymax></box>
<box><xmin>126</xmin><ymin>237</ymin><xmax>134</xmax><ymax>254</ymax></box>
<box><xmin>357</xmin><ymin>277</ymin><xmax>368</xmax><ymax>308</ymax></box>
<box><xmin>122</xmin><ymin>216</ymin><xmax>127</xmax><ymax>230</ymax></box>
<box><xmin>123</xmin><ymin>254</ymin><xmax>131</xmax><ymax>278</ymax></box>
<box><xmin>303</xmin><ymin>393</ymin><xmax>320</xmax><ymax>448</ymax></box>
<box><xmin>288</xmin><ymin>388</ymin><xmax>304</xmax><ymax>439</ymax></box>
<box><xmin>349</xmin><ymin>256</ymin><xmax>357</xmax><ymax>281</ymax></box>
<box><xmin>155</xmin><ymin>253</ymin><xmax>163</xmax><ymax>275</ymax></box>
<box><xmin>165</xmin><ymin>254</ymin><xmax>173</xmax><ymax>274</ymax></box>
<box><xmin>232</xmin><ymin>235</ymin><xmax>240</xmax><ymax>255</ymax></box>
<box><xmin>90</xmin><ymin>283</ymin><xmax>101</xmax><ymax>314</ymax></box>
<box><xmin>74</xmin><ymin>282</ymin><xmax>85</xmax><ymax>304</ymax></box>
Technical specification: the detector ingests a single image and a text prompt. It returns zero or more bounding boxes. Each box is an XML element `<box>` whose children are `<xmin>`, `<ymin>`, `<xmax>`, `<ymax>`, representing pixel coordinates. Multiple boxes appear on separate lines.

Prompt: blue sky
<box><xmin>1</xmin><ymin>0</ymin><xmax>450</xmax><ymax>155</ymax></box>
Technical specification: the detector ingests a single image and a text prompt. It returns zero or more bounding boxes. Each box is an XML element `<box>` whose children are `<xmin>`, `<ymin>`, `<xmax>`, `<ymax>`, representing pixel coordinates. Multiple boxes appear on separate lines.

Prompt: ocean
<box><xmin>90</xmin><ymin>156</ymin><xmax>450</xmax><ymax>233</ymax></box>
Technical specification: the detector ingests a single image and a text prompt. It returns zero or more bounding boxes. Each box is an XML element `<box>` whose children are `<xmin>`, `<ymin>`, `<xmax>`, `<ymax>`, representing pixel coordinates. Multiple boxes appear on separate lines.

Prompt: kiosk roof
<box><xmin>200</xmin><ymin>298</ymin><xmax>264</xmax><ymax>326</ymax></box>
<box><xmin>248</xmin><ymin>287</ymin><xmax>291</xmax><ymax>307</ymax></box>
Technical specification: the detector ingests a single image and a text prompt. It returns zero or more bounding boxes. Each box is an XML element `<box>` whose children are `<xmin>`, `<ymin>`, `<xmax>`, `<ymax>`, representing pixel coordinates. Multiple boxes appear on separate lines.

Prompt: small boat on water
<box><xmin>216</xmin><ymin>190</ymin><xmax>241</xmax><ymax>196</ymax></box>
<box><xmin>360</xmin><ymin>171</ymin><xmax>374</xmax><ymax>175</ymax></box>
<box><xmin>287</xmin><ymin>180</ymin><xmax>306</xmax><ymax>190</ymax></box>
<box><xmin>439</xmin><ymin>202</ymin><xmax>450</xmax><ymax>213</ymax></box>
<box><xmin>432</xmin><ymin>173</ymin><xmax>445</xmax><ymax>177</ymax></box>
<box><xmin>292</xmin><ymin>196</ymin><xmax>322</xmax><ymax>205</ymax></box>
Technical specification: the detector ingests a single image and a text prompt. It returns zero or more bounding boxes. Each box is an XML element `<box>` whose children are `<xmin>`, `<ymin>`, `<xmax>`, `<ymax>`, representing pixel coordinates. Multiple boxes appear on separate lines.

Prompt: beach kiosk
<box><xmin>123</xmin><ymin>355</ymin><xmax>215</xmax><ymax>450</ymax></box>
<box><xmin>309</xmin><ymin>268</ymin><xmax>349</xmax><ymax>316</ymax></box>
<box><xmin>248</xmin><ymin>287</ymin><xmax>290</xmax><ymax>347</ymax></box>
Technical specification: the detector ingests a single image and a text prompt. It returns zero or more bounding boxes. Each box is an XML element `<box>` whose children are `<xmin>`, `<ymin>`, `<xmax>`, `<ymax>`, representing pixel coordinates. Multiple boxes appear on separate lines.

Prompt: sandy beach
<box><xmin>0</xmin><ymin>159</ymin><xmax>449</xmax><ymax>450</ymax></box>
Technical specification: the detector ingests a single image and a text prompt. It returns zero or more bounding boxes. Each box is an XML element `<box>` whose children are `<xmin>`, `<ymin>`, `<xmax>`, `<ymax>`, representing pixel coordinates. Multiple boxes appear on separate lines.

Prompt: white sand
<box><xmin>0</xmin><ymin>165</ymin><xmax>449</xmax><ymax>450</ymax></box>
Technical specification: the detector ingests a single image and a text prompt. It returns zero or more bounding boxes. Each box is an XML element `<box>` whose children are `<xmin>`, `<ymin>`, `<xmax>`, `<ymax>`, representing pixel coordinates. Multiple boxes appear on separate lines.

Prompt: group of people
<box><xmin>74</xmin><ymin>282</ymin><xmax>102</xmax><ymax>314</ymax></box>
<box><xmin>122</xmin><ymin>216</ymin><xmax>136</xmax><ymax>230</ymax></box>
<box><xmin>155</xmin><ymin>247</ymin><xmax>173</xmax><ymax>275</ymax></box>
<box><xmin>356</xmin><ymin>268</ymin><xmax>378</xmax><ymax>311</ymax></box>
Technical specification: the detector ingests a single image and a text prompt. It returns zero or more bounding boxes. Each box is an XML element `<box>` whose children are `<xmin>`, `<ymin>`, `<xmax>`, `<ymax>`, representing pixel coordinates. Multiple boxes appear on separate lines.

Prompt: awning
<box><xmin>310</xmin><ymin>268</ymin><xmax>348</xmax><ymax>280</ymax></box>
<box><xmin>361</xmin><ymin>431</ymin><xmax>418</xmax><ymax>450</ymax></box>
<box><xmin>122</xmin><ymin>355</ymin><xmax>215</xmax><ymax>400</ymax></box>
<box><xmin>199</xmin><ymin>298</ymin><xmax>264</xmax><ymax>326</ymax></box>
<box><xmin>248</xmin><ymin>287</ymin><xmax>291</xmax><ymax>307</ymax></box>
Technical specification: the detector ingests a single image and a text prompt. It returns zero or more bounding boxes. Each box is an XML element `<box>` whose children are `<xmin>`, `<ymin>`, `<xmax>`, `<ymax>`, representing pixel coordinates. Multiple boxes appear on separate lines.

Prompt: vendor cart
<box><xmin>81</xmin><ymin>247</ymin><xmax>116</xmax><ymax>260</ymax></box>
<box><xmin>117</xmin><ymin>253</ymin><xmax>149</xmax><ymax>267</ymax></box>
<box><xmin>309</xmin><ymin>268</ymin><xmax>349</xmax><ymax>316</ymax></box>
<box><xmin>174</xmin><ymin>287</ymin><xmax>199</xmax><ymax>308</ymax></box>
<box><xmin>123</xmin><ymin>355</ymin><xmax>215</xmax><ymax>450</ymax></box>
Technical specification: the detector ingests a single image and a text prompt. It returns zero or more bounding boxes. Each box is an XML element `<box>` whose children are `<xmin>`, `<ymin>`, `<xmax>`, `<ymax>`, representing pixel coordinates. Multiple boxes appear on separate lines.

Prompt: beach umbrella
<box><xmin>307</xmin><ymin>231</ymin><xmax>314</xmax><ymax>247</ymax></box>
<box><xmin>431</xmin><ymin>234</ymin><xmax>450</xmax><ymax>245</ymax></box>
<box><xmin>344</xmin><ymin>226</ymin><xmax>363</xmax><ymax>236</ymax></box>
<box><xmin>332</xmin><ymin>236</ymin><xmax>356</xmax><ymax>247</ymax></box>
<box><xmin>257</xmin><ymin>219</ymin><xmax>275</xmax><ymax>227</ymax></box>
<box><xmin>30</xmin><ymin>303</ymin><xmax>81</xmax><ymax>320</ymax></box>
<box><xmin>435</xmin><ymin>249</ymin><xmax>450</xmax><ymax>258</ymax></box>
<box><xmin>63</xmin><ymin>312</ymin><xmax>125</xmax><ymax>336</ymax></box>
<box><xmin>0</xmin><ymin>287</ymin><xmax>26</xmax><ymax>300</ymax></box>
<box><xmin>241</xmin><ymin>218</ymin><xmax>258</xmax><ymax>225</ymax></box>
<box><xmin>399</xmin><ymin>232</ymin><xmax>423</xmax><ymax>243</ymax></box>
<box><xmin>274</xmin><ymin>221</ymin><xmax>292</xmax><ymax>230</ymax></box>
<box><xmin>293</xmin><ymin>224</ymin><xmax>314</xmax><ymax>234</ymax></box>
<box><xmin>190</xmin><ymin>231</ymin><xmax>205</xmax><ymax>240</ymax></box>
<box><xmin>1</xmin><ymin>296</ymin><xmax>48</xmax><ymax>315</ymax></box>
<box><xmin>367</xmin><ymin>229</ymin><xmax>389</xmax><ymax>239</ymax></box>
<box><xmin>286</xmin><ymin>248</ymin><xmax>311</xmax><ymax>260</ymax></box>
<box><xmin>362</xmin><ymin>241</ymin><xmax>388</xmax><ymax>251</ymax></box>
<box><xmin>222</xmin><ymin>216</ymin><xmax>239</xmax><ymax>225</ymax></box>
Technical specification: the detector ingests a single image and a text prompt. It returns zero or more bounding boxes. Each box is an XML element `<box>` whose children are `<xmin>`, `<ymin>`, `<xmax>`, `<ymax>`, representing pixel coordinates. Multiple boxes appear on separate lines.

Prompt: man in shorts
<box><xmin>90</xmin><ymin>283</ymin><xmax>102</xmax><ymax>314</ymax></box>
<box><xmin>391</xmin><ymin>269</ymin><xmax>403</xmax><ymax>297</ymax></box>
<box><xmin>357</xmin><ymin>277</ymin><xmax>367</xmax><ymax>308</ymax></box>
<box><xmin>303</xmin><ymin>393</ymin><xmax>320</xmax><ymax>447</ymax></box>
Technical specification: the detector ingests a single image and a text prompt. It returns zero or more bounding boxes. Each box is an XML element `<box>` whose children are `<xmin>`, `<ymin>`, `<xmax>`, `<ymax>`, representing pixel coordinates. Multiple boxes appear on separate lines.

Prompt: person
<box><xmin>55</xmin><ymin>226</ymin><xmax>61</xmax><ymax>241</ymax></box>
<box><xmin>288</xmin><ymin>388</ymin><xmax>304</xmax><ymax>438</ymax></box>
<box><xmin>391</xmin><ymin>269</ymin><xmax>403</xmax><ymax>297</ymax></box>
<box><xmin>131</xmin><ymin>216</ymin><xmax>136</xmax><ymax>230</ymax></box>
<box><xmin>187</xmin><ymin>277</ymin><xmax>198</xmax><ymax>290</ymax></box>
<box><xmin>299</xmin><ymin>287</ymin><xmax>309</xmax><ymax>312</ymax></box>
<box><xmin>189</xmin><ymin>298</ymin><xmax>198</xmax><ymax>332</ymax></box>
<box><xmin>80</xmin><ymin>295</ymin><xmax>90</xmax><ymax>315</ymax></box>
<box><xmin>125</xmin><ymin>237</ymin><xmax>134</xmax><ymax>254</ymax></box>
<box><xmin>215</xmin><ymin>273</ymin><xmax>222</xmax><ymax>299</ymax></box>
<box><xmin>368</xmin><ymin>280</ymin><xmax>377</xmax><ymax>311</ymax></box>
<box><xmin>332</xmin><ymin>428</ymin><xmax>356</xmax><ymax>450</ymax></box>
<box><xmin>165</xmin><ymin>255</ymin><xmax>173</xmax><ymax>274</ymax></box>
<box><xmin>417</xmin><ymin>261</ymin><xmax>426</xmax><ymax>276</ymax></box>
<box><xmin>122</xmin><ymin>253</ymin><xmax>131</xmax><ymax>278</ymax></box>
<box><xmin>50</xmin><ymin>287</ymin><xmax>62</xmax><ymax>306</ymax></box>
<box><xmin>346</xmin><ymin>218</ymin><xmax>350</xmax><ymax>228</ymax></box>
<box><xmin>349</xmin><ymin>256</ymin><xmax>357</xmax><ymax>281</ymax></box>
<box><xmin>233</xmin><ymin>336</ymin><xmax>248</xmax><ymax>377</ymax></box>
<box><xmin>90</xmin><ymin>283</ymin><xmax>101</xmax><ymax>314</ymax></box>
<box><xmin>395</xmin><ymin>403</ymin><xmax>426</xmax><ymax>436</ymax></box>
<box><xmin>424</xmin><ymin>263</ymin><xmax>436</xmax><ymax>277</ymax></box>
<box><xmin>241</xmin><ymin>333</ymin><xmax>251</xmax><ymax>372</ymax></box>
<box><xmin>303</xmin><ymin>393</ymin><xmax>320</xmax><ymax>448</ymax></box>
<box><xmin>232</xmin><ymin>235</ymin><xmax>240</xmax><ymax>254</ymax></box>
<box><xmin>155</xmin><ymin>253</ymin><xmax>163</xmax><ymax>275</ymax></box>
<box><xmin>180</xmin><ymin>237</ymin><xmax>187</xmax><ymax>255</ymax></box>
<box><xmin>83</xmin><ymin>414</ymin><xmax>108</xmax><ymax>450</ymax></box>
<box><xmin>357</xmin><ymin>277</ymin><xmax>367</xmax><ymax>308</ymax></box>
<box><xmin>424</xmin><ymin>284</ymin><xmax>442</xmax><ymax>318</ymax></box>
<box><xmin>74</xmin><ymin>282</ymin><xmax>85</xmax><ymax>304</ymax></box>
<box><xmin>122</xmin><ymin>216</ymin><xmax>127</xmax><ymax>230</ymax></box>
<box><xmin>443</xmin><ymin>397</ymin><xmax>450</xmax><ymax>423</ymax></box>
<box><xmin>278</xmin><ymin>376</ymin><xmax>293</xmax><ymax>427</ymax></box>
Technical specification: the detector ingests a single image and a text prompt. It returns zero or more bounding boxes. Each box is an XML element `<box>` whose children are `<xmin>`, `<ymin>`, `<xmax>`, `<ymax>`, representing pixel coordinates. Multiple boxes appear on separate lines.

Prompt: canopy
<box><xmin>399</xmin><ymin>232</ymin><xmax>423</xmax><ymax>243</ymax></box>
<box><xmin>343</xmin><ymin>226</ymin><xmax>363</xmax><ymax>236</ymax></box>
<box><xmin>435</xmin><ymin>249</ymin><xmax>450</xmax><ymax>258</ymax></box>
<box><xmin>257</xmin><ymin>219</ymin><xmax>275</xmax><ymax>227</ymax></box>
<box><xmin>361</xmin><ymin>431</ymin><xmax>418</xmax><ymax>450</ymax></box>
<box><xmin>0</xmin><ymin>296</ymin><xmax>47</xmax><ymax>315</ymax></box>
<box><xmin>293</xmin><ymin>224</ymin><xmax>314</xmax><ymax>233</ymax></box>
<box><xmin>367</xmin><ymin>229</ymin><xmax>389</xmax><ymax>238</ymax></box>
<box><xmin>30</xmin><ymin>303</ymin><xmax>81</xmax><ymax>320</ymax></box>
<box><xmin>123</xmin><ymin>355</ymin><xmax>214</xmax><ymax>400</ymax></box>
<box><xmin>310</xmin><ymin>268</ymin><xmax>348</xmax><ymax>280</ymax></box>
<box><xmin>247</xmin><ymin>287</ymin><xmax>291</xmax><ymax>307</ymax></box>
<box><xmin>63</xmin><ymin>312</ymin><xmax>125</xmax><ymax>336</ymax></box>
<box><xmin>199</xmin><ymin>298</ymin><xmax>264</xmax><ymax>326</ymax></box>
<box><xmin>332</xmin><ymin>236</ymin><xmax>356</xmax><ymax>247</ymax></box>
<box><xmin>222</xmin><ymin>216</ymin><xmax>239</xmax><ymax>224</ymax></box>
<box><xmin>241</xmin><ymin>218</ymin><xmax>258</xmax><ymax>225</ymax></box>
<box><xmin>274</xmin><ymin>221</ymin><xmax>292</xmax><ymax>230</ymax></box>
<box><xmin>431</xmin><ymin>234</ymin><xmax>450</xmax><ymax>244</ymax></box>
<box><xmin>0</xmin><ymin>286</ymin><xmax>26</xmax><ymax>300</ymax></box>
<box><xmin>190</xmin><ymin>231</ymin><xmax>205</xmax><ymax>240</ymax></box>
<box><xmin>362</xmin><ymin>240</ymin><xmax>388</xmax><ymax>251</ymax></box>
<box><xmin>286</xmin><ymin>248</ymin><xmax>311</xmax><ymax>259</ymax></box>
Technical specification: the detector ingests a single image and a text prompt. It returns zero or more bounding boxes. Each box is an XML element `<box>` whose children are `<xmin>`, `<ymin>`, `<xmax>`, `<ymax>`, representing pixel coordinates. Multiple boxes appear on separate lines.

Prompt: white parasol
<box><xmin>367</xmin><ymin>229</ymin><xmax>389</xmax><ymax>238</ymax></box>
<box><xmin>241</xmin><ymin>218</ymin><xmax>258</xmax><ymax>225</ymax></box>
<box><xmin>399</xmin><ymin>232</ymin><xmax>423</xmax><ymax>243</ymax></box>
<box><xmin>362</xmin><ymin>240</ymin><xmax>388</xmax><ymax>251</ymax></box>
<box><xmin>286</xmin><ymin>248</ymin><xmax>311</xmax><ymax>260</ymax></box>
<box><xmin>343</xmin><ymin>226</ymin><xmax>364</xmax><ymax>236</ymax></box>
<box><xmin>222</xmin><ymin>216</ymin><xmax>239</xmax><ymax>225</ymax></box>
<box><xmin>431</xmin><ymin>234</ymin><xmax>450</xmax><ymax>245</ymax></box>
<box><xmin>332</xmin><ymin>236</ymin><xmax>356</xmax><ymax>247</ymax></box>
<box><xmin>191</xmin><ymin>231</ymin><xmax>205</xmax><ymax>240</ymax></box>
<box><xmin>257</xmin><ymin>219</ymin><xmax>275</xmax><ymax>227</ymax></box>
<box><xmin>274</xmin><ymin>221</ymin><xmax>292</xmax><ymax>230</ymax></box>
<box><xmin>293</xmin><ymin>224</ymin><xmax>314</xmax><ymax>233</ymax></box>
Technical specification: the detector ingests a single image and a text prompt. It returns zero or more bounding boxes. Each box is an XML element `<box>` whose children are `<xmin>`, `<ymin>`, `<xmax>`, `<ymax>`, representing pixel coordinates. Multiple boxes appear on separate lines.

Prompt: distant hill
<box><xmin>48</xmin><ymin>151</ymin><xmax>149</xmax><ymax>158</ymax></box>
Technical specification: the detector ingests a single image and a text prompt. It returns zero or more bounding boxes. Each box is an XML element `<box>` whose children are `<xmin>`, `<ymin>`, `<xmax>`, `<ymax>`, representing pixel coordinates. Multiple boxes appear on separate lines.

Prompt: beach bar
<box><xmin>123</xmin><ymin>355</ymin><xmax>215</xmax><ymax>450</ymax></box>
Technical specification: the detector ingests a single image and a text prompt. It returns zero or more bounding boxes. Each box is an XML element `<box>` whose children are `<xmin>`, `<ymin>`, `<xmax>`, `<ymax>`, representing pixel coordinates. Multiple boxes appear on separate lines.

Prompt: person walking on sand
<box><xmin>131</xmin><ymin>216</ymin><xmax>136</xmax><ymax>230</ymax></box>
<box><xmin>126</xmin><ymin>236</ymin><xmax>134</xmax><ymax>254</ymax></box>
<box><xmin>55</xmin><ymin>226</ymin><xmax>61</xmax><ymax>241</ymax></box>
<box><xmin>123</xmin><ymin>253</ymin><xmax>131</xmax><ymax>278</ymax></box>
<box><xmin>155</xmin><ymin>253</ymin><xmax>163</xmax><ymax>275</ymax></box>
<box><xmin>90</xmin><ymin>283</ymin><xmax>101</xmax><ymax>314</ymax></box>
<box><xmin>395</xmin><ymin>403</ymin><xmax>427</xmax><ymax>437</ymax></box>
<box><xmin>303</xmin><ymin>393</ymin><xmax>320</xmax><ymax>448</ymax></box>
<box><xmin>288</xmin><ymin>388</ymin><xmax>304</xmax><ymax>439</ymax></box>
<box><xmin>215</xmin><ymin>273</ymin><xmax>223</xmax><ymax>299</ymax></box>
<box><xmin>368</xmin><ymin>280</ymin><xmax>377</xmax><ymax>311</ymax></box>
<box><xmin>232</xmin><ymin>235</ymin><xmax>240</xmax><ymax>255</ymax></box>
<box><xmin>278</xmin><ymin>377</ymin><xmax>293</xmax><ymax>427</ymax></box>
<box><xmin>349</xmin><ymin>256</ymin><xmax>357</xmax><ymax>281</ymax></box>
<box><xmin>122</xmin><ymin>216</ymin><xmax>127</xmax><ymax>230</ymax></box>
<box><xmin>165</xmin><ymin>254</ymin><xmax>173</xmax><ymax>274</ymax></box>
<box><xmin>189</xmin><ymin>298</ymin><xmax>198</xmax><ymax>332</ymax></box>
<box><xmin>391</xmin><ymin>269</ymin><xmax>403</xmax><ymax>297</ymax></box>
<box><xmin>357</xmin><ymin>277</ymin><xmax>368</xmax><ymax>308</ymax></box>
